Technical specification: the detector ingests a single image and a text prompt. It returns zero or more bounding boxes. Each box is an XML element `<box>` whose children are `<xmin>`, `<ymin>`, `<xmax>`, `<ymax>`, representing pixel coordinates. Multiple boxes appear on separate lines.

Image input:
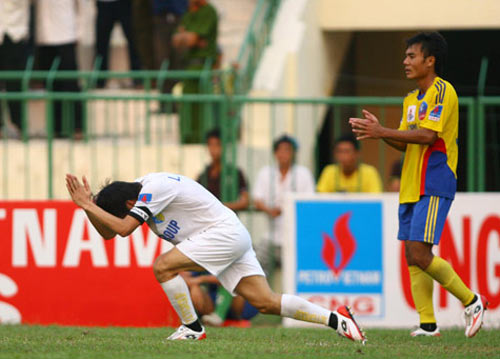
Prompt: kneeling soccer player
<box><xmin>65</xmin><ymin>172</ymin><xmax>366</xmax><ymax>343</ymax></box>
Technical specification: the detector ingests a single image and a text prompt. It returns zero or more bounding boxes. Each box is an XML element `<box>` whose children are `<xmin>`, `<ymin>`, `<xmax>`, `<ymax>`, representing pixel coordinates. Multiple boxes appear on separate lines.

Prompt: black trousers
<box><xmin>96</xmin><ymin>0</ymin><xmax>142</xmax><ymax>85</ymax></box>
<box><xmin>153</xmin><ymin>12</ymin><xmax>182</xmax><ymax>93</ymax></box>
<box><xmin>37</xmin><ymin>42</ymin><xmax>83</xmax><ymax>135</ymax></box>
<box><xmin>0</xmin><ymin>34</ymin><xmax>28</xmax><ymax>130</ymax></box>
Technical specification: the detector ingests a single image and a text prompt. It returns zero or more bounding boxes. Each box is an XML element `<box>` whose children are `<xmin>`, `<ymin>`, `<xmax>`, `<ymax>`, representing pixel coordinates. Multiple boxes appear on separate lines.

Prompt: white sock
<box><xmin>280</xmin><ymin>294</ymin><xmax>330</xmax><ymax>325</ymax></box>
<box><xmin>160</xmin><ymin>275</ymin><xmax>198</xmax><ymax>325</ymax></box>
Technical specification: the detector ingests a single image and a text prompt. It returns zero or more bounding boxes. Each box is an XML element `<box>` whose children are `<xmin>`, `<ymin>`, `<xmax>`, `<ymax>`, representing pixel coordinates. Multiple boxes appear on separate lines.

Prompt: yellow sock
<box><xmin>425</xmin><ymin>256</ymin><xmax>475</xmax><ymax>306</ymax></box>
<box><xmin>409</xmin><ymin>265</ymin><xmax>436</xmax><ymax>324</ymax></box>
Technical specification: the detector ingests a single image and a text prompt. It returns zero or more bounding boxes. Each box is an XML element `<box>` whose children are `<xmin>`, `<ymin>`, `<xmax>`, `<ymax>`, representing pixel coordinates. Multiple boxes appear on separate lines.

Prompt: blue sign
<box><xmin>295</xmin><ymin>201</ymin><xmax>383</xmax><ymax>294</ymax></box>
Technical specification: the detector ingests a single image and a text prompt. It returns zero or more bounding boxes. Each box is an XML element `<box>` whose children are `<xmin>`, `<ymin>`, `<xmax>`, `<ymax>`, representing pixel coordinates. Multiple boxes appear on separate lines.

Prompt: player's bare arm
<box><xmin>350</xmin><ymin>109</ymin><xmax>437</xmax><ymax>148</ymax></box>
<box><xmin>65</xmin><ymin>174</ymin><xmax>141</xmax><ymax>238</ymax></box>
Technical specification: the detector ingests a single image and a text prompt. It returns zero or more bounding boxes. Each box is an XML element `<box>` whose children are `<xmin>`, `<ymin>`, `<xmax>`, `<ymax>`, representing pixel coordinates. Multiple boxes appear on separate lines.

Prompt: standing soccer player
<box><xmin>65</xmin><ymin>172</ymin><xmax>366</xmax><ymax>343</ymax></box>
<box><xmin>349</xmin><ymin>32</ymin><xmax>488</xmax><ymax>337</ymax></box>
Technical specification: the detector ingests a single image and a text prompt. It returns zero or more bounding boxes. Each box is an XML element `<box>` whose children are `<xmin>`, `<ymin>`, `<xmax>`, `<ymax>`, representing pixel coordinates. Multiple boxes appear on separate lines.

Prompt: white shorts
<box><xmin>176</xmin><ymin>218</ymin><xmax>265</xmax><ymax>295</ymax></box>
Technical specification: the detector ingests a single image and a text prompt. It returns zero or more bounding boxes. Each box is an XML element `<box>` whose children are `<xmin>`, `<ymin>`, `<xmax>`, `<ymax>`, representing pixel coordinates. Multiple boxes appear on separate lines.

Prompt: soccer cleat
<box><xmin>201</xmin><ymin>312</ymin><xmax>224</xmax><ymax>327</ymax></box>
<box><xmin>166</xmin><ymin>325</ymin><xmax>207</xmax><ymax>341</ymax></box>
<box><xmin>335</xmin><ymin>306</ymin><xmax>367</xmax><ymax>344</ymax></box>
<box><xmin>410</xmin><ymin>327</ymin><xmax>441</xmax><ymax>337</ymax></box>
<box><xmin>464</xmin><ymin>293</ymin><xmax>489</xmax><ymax>338</ymax></box>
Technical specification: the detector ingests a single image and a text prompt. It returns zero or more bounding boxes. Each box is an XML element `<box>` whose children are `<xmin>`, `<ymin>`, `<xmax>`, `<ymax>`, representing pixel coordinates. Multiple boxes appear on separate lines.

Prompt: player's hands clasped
<box><xmin>66</xmin><ymin>174</ymin><xmax>93</xmax><ymax>209</ymax></box>
<box><xmin>349</xmin><ymin>109</ymin><xmax>384</xmax><ymax>140</ymax></box>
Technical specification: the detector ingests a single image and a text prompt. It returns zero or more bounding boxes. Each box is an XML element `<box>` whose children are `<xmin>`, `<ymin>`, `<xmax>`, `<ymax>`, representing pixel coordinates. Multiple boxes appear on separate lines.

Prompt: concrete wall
<box><xmin>246</xmin><ymin>0</ymin><xmax>352</xmax><ymax>173</ymax></box>
<box><xmin>319</xmin><ymin>0</ymin><xmax>500</xmax><ymax>31</ymax></box>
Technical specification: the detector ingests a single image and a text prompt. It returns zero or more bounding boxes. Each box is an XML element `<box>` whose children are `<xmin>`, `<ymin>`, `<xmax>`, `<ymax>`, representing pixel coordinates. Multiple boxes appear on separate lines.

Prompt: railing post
<box><xmin>46</xmin><ymin>58</ymin><xmax>60</xmax><ymax>199</ymax></box>
<box><xmin>21</xmin><ymin>56</ymin><xmax>34</xmax><ymax>143</ymax></box>
<box><xmin>477</xmin><ymin>97</ymin><xmax>485</xmax><ymax>192</ymax></box>
<box><xmin>466</xmin><ymin>99</ymin><xmax>476</xmax><ymax>192</ymax></box>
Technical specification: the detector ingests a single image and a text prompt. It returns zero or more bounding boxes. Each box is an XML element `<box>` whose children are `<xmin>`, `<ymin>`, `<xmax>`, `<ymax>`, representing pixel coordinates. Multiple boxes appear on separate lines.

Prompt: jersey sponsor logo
<box><xmin>160</xmin><ymin>220</ymin><xmax>181</xmax><ymax>241</ymax></box>
<box><xmin>428</xmin><ymin>105</ymin><xmax>443</xmax><ymax>122</ymax></box>
<box><xmin>138</xmin><ymin>193</ymin><xmax>152</xmax><ymax>203</ymax></box>
<box><xmin>152</xmin><ymin>213</ymin><xmax>165</xmax><ymax>224</ymax></box>
<box><xmin>407</xmin><ymin>105</ymin><xmax>416</xmax><ymax>123</ymax></box>
<box><xmin>419</xmin><ymin>101</ymin><xmax>428</xmax><ymax>120</ymax></box>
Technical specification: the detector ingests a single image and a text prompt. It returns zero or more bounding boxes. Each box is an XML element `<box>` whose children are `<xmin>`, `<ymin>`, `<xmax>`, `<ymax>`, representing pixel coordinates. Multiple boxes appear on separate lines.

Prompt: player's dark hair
<box><xmin>406</xmin><ymin>32</ymin><xmax>448</xmax><ymax>76</ymax></box>
<box><xmin>205</xmin><ymin>128</ymin><xmax>221</xmax><ymax>142</ymax></box>
<box><xmin>94</xmin><ymin>181</ymin><xmax>142</xmax><ymax>218</ymax></box>
<box><xmin>273</xmin><ymin>134</ymin><xmax>298</xmax><ymax>152</ymax></box>
<box><xmin>334</xmin><ymin>133</ymin><xmax>360</xmax><ymax>151</ymax></box>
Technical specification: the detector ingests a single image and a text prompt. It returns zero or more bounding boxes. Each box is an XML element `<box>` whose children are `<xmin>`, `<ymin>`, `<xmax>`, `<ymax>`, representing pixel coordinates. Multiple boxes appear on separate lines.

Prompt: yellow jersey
<box><xmin>398</xmin><ymin>76</ymin><xmax>458</xmax><ymax>203</ymax></box>
<box><xmin>316</xmin><ymin>163</ymin><xmax>382</xmax><ymax>193</ymax></box>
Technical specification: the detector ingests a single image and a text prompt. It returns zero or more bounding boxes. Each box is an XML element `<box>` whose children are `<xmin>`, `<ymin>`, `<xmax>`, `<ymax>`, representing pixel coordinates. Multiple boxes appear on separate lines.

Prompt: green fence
<box><xmin>0</xmin><ymin>91</ymin><xmax>495</xmax><ymax>200</ymax></box>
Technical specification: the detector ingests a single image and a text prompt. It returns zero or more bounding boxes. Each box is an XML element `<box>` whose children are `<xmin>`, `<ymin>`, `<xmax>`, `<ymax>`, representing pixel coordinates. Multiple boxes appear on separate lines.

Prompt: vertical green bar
<box><xmin>134</xmin><ymin>100</ymin><xmax>141</xmax><ymax>178</ymax></box>
<box><xmin>230</xmin><ymin>99</ymin><xmax>238</xmax><ymax>202</ymax></box>
<box><xmin>2</xmin><ymin>101</ymin><xmax>8</xmax><ymax>198</ymax></box>
<box><xmin>46</xmin><ymin>96</ymin><xmax>54</xmax><ymax>199</ymax></box>
<box><xmin>246</xmin><ymin>101</ymin><xmax>253</xmax><ymax>233</ymax></box>
<box><xmin>90</xmin><ymin>96</ymin><xmax>98</xmax><ymax>187</ymax></box>
<box><xmin>220</xmin><ymin>99</ymin><xmax>228</xmax><ymax>202</ymax></box>
<box><xmin>477</xmin><ymin>99</ymin><xmax>485</xmax><ymax>191</ymax></box>
<box><xmin>379</xmin><ymin>106</ymin><xmax>386</xmax><ymax>188</ymax></box>
<box><xmin>312</xmin><ymin>104</ymin><xmax>319</xmax><ymax>178</ymax></box>
<box><xmin>145</xmin><ymin>78</ymin><xmax>151</xmax><ymax>145</ymax></box>
<box><xmin>112</xmin><ymin>100</ymin><xmax>118</xmax><ymax>179</ymax></box>
<box><xmin>333</xmin><ymin>105</ymin><xmax>341</xmax><ymax>140</ymax></box>
<box><xmin>466</xmin><ymin>101</ymin><xmax>475</xmax><ymax>191</ymax></box>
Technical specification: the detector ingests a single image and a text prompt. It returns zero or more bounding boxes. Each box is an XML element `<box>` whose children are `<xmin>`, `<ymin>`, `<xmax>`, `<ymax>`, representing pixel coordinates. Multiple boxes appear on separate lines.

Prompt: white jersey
<box><xmin>129</xmin><ymin>172</ymin><xmax>238</xmax><ymax>245</ymax></box>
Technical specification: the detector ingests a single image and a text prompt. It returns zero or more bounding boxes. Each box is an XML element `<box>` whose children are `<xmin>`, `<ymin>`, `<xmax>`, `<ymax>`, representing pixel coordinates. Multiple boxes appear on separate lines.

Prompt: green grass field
<box><xmin>0</xmin><ymin>325</ymin><xmax>498</xmax><ymax>359</ymax></box>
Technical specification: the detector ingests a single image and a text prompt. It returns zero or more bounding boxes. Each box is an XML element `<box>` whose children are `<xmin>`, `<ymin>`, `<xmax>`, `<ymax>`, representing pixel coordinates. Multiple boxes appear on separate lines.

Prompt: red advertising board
<box><xmin>0</xmin><ymin>201</ymin><xmax>179</xmax><ymax>327</ymax></box>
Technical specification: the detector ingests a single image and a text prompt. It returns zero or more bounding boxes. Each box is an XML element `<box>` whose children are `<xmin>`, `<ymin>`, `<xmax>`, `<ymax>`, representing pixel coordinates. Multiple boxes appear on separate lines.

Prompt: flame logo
<box><xmin>321</xmin><ymin>212</ymin><xmax>356</xmax><ymax>276</ymax></box>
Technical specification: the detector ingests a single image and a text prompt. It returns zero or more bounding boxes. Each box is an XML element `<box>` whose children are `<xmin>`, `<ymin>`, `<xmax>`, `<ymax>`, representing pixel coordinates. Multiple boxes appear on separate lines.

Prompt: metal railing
<box><xmin>0</xmin><ymin>92</ymin><xmax>494</xmax><ymax>200</ymax></box>
<box><xmin>235</xmin><ymin>0</ymin><xmax>281</xmax><ymax>94</ymax></box>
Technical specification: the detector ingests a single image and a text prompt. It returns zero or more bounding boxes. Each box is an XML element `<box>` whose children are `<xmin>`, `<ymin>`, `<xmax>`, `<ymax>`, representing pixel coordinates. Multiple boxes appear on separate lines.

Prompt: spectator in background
<box><xmin>0</xmin><ymin>0</ymin><xmax>30</xmax><ymax>137</ymax></box>
<box><xmin>197</xmin><ymin>128</ymin><xmax>249</xmax><ymax>211</ymax></box>
<box><xmin>36</xmin><ymin>0</ymin><xmax>83</xmax><ymax>139</ymax></box>
<box><xmin>388</xmin><ymin>158</ymin><xmax>403</xmax><ymax>192</ymax></box>
<box><xmin>131</xmin><ymin>0</ymin><xmax>155</xmax><ymax>71</ymax></box>
<box><xmin>317</xmin><ymin>134</ymin><xmax>382</xmax><ymax>193</ymax></box>
<box><xmin>95</xmin><ymin>0</ymin><xmax>142</xmax><ymax>88</ymax></box>
<box><xmin>173</xmin><ymin>0</ymin><xmax>218</xmax><ymax>143</ymax></box>
<box><xmin>153</xmin><ymin>0</ymin><xmax>187</xmax><ymax>93</ymax></box>
<box><xmin>182</xmin><ymin>271</ymin><xmax>259</xmax><ymax>327</ymax></box>
<box><xmin>196</xmin><ymin>127</ymin><xmax>249</xmax><ymax>327</ymax></box>
<box><xmin>253</xmin><ymin>135</ymin><xmax>315</xmax><ymax>273</ymax></box>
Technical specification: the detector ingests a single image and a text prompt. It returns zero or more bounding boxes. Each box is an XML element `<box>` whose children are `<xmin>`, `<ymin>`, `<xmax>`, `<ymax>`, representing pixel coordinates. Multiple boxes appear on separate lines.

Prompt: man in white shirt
<box><xmin>66</xmin><ymin>172</ymin><xmax>365</xmax><ymax>343</ymax></box>
<box><xmin>35</xmin><ymin>0</ymin><xmax>83</xmax><ymax>138</ymax></box>
<box><xmin>253</xmin><ymin>135</ymin><xmax>315</xmax><ymax>263</ymax></box>
<box><xmin>0</xmin><ymin>0</ymin><xmax>30</xmax><ymax>133</ymax></box>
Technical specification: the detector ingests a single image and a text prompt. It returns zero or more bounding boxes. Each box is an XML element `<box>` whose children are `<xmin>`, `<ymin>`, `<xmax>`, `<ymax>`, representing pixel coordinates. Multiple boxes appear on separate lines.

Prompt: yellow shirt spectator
<box><xmin>316</xmin><ymin>163</ymin><xmax>382</xmax><ymax>193</ymax></box>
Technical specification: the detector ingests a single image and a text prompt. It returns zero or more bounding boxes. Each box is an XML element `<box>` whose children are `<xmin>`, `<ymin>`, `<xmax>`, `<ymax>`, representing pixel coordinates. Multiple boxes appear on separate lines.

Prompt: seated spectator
<box><xmin>253</xmin><ymin>135</ymin><xmax>315</xmax><ymax>270</ymax></box>
<box><xmin>388</xmin><ymin>158</ymin><xmax>403</xmax><ymax>192</ymax></box>
<box><xmin>181</xmin><ymin>272</ymin><xmax>258</xmax><ymax>327</ymax></box>
<box><xmin>196</xmin><ymin>127</ymin><xmax>249</xmax><ymax>325</ymax></box>
<box><xmin>197</xmin><ymin>128</ymin><xmax>249</xmax><ymax>211</ymax></box>
<box><xmin>317</xmin><ymin>134</ymin><xmax>382</xmax><ymax>193</ymax></box>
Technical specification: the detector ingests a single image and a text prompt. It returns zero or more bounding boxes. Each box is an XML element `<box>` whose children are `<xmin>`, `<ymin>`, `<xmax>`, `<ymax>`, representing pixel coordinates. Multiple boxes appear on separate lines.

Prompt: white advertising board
<box><xmin>282</xmin><ymin>193</ymin><xmax>500</xmax><ymax>328</ymax></box>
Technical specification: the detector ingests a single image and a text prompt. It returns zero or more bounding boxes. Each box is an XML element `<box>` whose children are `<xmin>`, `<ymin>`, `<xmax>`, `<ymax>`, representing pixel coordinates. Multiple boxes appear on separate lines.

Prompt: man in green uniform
<box><xmin>173</xmin><ymin>0</ymin><xmax>218</xmax><ymax>143</ymax></box>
